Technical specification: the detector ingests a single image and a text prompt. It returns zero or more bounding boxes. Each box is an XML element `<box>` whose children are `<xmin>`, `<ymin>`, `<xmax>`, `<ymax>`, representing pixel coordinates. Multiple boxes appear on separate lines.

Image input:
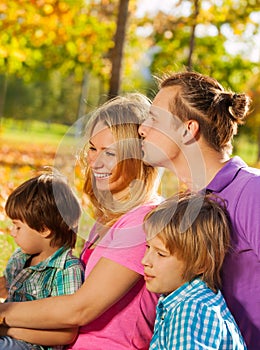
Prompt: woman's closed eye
<box><xmin>105</xmin><ymin>150</ymin><xmax>116</xmax><ymax>157</ymax></box>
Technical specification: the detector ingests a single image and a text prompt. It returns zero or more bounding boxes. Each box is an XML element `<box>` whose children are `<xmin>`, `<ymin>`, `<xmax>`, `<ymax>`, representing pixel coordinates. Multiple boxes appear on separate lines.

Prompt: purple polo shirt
<box><xmin>206</xmin><ymin>156</ymin><xmax>260</xmax><ymax>350</ymax></box>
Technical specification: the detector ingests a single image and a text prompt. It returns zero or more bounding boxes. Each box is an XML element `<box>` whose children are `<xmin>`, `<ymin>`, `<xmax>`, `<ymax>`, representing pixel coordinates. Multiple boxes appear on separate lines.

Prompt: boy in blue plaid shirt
<box><xmin>0</xmin><ymin>172</ymin><xmax>84</xmax><ymax>350</ymax></box>
<box><xmin>142</xmin><ymin>193</ymin><xmax>246</xmax><ymax>350</ymax></box>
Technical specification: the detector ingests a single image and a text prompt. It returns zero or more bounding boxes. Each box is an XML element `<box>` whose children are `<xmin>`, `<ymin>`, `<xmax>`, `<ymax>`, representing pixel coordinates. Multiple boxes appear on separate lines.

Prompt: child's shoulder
<box><xmin>5</xmin><ymin>248</ymin><xmax>29</xmax><ymax>271</ymax></box>
<box><xmin>172</xmin><ymin>280</ymin><xmax>221</xmax><ymax>312</ymax></box>
<box><xmin>166</xmin><ymin>284</ymin><xmax>245</xmax><ymax>349</ymax></box>
<box><xmin>174</xmin><ymin>281</ymin><xmax>227</xmax><ymax>322</ymax></box>
<box><xmin>58</xmin><ymin>249</ymin><xmax>84</xmax><ymax>271</ymax></box>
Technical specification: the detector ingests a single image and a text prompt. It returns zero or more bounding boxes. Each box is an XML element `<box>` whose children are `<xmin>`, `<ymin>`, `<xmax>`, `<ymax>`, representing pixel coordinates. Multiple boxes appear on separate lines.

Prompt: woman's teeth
<box><xmin>94</xmin><ymin>172</ymin><xmax>111</xmax><ymax>179</ymax></box>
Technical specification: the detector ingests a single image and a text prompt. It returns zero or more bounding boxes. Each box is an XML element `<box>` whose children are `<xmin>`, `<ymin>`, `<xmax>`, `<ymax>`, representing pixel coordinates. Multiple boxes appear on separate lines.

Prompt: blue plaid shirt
<box><xmin>149</xmin><ymin>278</ymin><xmax>247</xmax><ymax>350</ymax></box>
<box><xmin>4</xmin><ymin>247</ymin><xmax>84</xmax><ymax>350</ymax></box>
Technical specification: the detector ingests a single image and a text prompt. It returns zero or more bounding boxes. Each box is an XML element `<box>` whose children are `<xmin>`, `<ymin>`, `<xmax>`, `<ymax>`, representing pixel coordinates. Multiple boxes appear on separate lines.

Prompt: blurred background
<box><xmin>0</xmin><ymin>0</ymin><xmax>259</xmax><ymax>273</ymax></box>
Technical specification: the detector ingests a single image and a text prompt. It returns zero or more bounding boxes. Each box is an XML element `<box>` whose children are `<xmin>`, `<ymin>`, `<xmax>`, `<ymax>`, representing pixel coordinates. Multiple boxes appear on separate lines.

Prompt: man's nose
<box><xmin>139</xmin><ymin>122</ymin><xmax>148</xmax><ymax>137</ymax></box>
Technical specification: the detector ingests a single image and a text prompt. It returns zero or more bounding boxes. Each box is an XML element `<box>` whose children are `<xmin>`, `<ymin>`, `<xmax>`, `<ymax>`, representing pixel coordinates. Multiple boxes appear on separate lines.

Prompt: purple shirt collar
<box><xmin>206</xmin><ymin>156</ymin><xmax>247</xmax><ymax>193</ymax></box>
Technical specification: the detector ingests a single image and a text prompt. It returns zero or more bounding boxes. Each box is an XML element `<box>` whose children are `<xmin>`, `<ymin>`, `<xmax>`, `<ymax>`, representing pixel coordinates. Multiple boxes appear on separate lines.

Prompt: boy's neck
<box><xmin>28</xmin><ymin>245</ymin><xmax>62</xmax><ymax>267</ymax></box>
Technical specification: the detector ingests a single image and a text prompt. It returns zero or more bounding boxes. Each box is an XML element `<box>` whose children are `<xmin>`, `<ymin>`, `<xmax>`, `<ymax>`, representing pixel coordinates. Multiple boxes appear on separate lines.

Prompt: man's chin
<box><xmin>142</xmin><ymin>150</ymin><xmax>155</xmax><ymax>166</ymax></box>
<box><xmin>142</xmin><ymin>153</ymin><xmax>161</xmax><ymax>168</ymax></box>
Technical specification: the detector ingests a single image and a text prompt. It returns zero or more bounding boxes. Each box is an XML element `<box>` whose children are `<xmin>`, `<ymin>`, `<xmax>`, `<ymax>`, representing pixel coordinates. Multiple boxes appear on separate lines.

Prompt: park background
<box><xmin>0</xmin><ymin>0</ymin><xmax>260</xmax><ymax>274</ymax></box>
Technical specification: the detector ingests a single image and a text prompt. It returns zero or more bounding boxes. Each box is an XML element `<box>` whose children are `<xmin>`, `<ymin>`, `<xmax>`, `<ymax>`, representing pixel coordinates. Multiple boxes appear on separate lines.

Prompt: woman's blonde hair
<box><xmin>80</xmin><ymin>93</ymin><xmax>158</xmax><ymax>227</ymax></box>
<box><xmin>144</xmin><ymin>193</ymin><xmax>231</xmax><ymax>292</ymax></box>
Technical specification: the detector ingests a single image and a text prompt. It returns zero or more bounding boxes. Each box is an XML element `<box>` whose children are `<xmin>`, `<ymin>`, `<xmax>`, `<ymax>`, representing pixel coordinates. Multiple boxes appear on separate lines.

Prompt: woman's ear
<box><xmin>182</xmin><ymin>120</ymin><xmax>200</xmax><ymax>143</ymax></box>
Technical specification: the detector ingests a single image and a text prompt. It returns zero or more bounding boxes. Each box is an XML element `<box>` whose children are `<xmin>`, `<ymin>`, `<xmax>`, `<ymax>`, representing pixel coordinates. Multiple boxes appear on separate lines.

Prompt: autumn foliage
<box><xmin>0</xmin><ymin>132</ymin><xmax>93</xmax><ymax>273</ymax></box>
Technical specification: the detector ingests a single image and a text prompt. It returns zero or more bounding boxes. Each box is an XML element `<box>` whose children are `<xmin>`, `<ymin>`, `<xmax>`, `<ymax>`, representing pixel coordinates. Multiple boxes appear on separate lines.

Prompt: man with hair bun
<box><xmin>139</xmin><ymin>71</ymin><xmax>260</xmax><ymax>349</ymax></box>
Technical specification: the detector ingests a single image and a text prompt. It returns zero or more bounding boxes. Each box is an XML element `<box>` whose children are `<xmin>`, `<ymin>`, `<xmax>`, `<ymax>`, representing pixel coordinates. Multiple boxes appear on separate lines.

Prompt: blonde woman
<box><xmin>0</xmin><ymin>94</ymin><xmax>160</xmax><ymax>350</ymax></box>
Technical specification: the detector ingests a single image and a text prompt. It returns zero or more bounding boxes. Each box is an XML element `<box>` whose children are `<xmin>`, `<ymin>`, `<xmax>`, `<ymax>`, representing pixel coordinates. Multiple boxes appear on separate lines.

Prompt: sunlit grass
<box><xmin>0</xmin><ymin>118</ymin><xmax>70</xmax><ymax>144</ymax></box>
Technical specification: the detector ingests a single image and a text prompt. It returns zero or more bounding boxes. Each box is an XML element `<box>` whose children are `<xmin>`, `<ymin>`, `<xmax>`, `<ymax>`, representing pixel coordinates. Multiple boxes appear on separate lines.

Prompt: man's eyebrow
<box><xmin>149</xmin><ymin>108</ymin><xmax>159</xmax><ymax>118</ymax></box>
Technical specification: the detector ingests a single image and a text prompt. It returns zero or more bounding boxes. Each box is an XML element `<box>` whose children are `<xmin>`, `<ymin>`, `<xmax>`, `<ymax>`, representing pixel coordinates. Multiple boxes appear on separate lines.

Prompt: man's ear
<box><xmin>182</xmin><ymin>120</ymin><xmax>200</xmax><ymax>143</ymax></box>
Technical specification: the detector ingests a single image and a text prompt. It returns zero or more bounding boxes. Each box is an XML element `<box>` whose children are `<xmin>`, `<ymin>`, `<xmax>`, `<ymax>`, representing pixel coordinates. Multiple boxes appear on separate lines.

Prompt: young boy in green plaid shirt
<box><xmin>0</xmin><ymin>172</ymin><xmax>84</xmax><ymax>350</ymax></box>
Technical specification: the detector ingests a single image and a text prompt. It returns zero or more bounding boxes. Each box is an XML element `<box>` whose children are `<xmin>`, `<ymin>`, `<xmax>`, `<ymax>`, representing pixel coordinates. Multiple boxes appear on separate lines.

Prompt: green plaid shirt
<box><xmin>4</xmin><ymin>247</ymin><xmax>84</xmax><ymax>350</ymax></box>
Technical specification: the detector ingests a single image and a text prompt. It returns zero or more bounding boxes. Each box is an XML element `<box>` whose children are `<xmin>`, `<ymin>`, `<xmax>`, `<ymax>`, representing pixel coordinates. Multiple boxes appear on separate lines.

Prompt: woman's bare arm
<box><xmin>0</xmin><ymin>326</ymin><xmax>78</xmax><ymax>346</ymax></box>
<box><xmin>0</xmin><ymin>257</ymin><xmax>141</xmax><ymax>329</ymax></box>
<box><xmin>0</xmin><ymin>276</ymin><xmax>8</xmax><ymax>300</ymax></box>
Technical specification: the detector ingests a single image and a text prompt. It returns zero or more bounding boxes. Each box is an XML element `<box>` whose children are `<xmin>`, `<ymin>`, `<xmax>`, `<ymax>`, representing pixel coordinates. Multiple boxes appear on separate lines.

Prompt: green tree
<box><xmin>0</xmin><ymin>0</ymin><xmax>115</xmax><ymax>80</ymax></box>
<box><xmin>0</xmin><ymin>0</ymin><xmax>116</xmax><ymax>122</ymax></box>
<box><xmin>245</xmin><ymin>73</ymin><xmax>260</xmax><ymax>162</ymax></box>
<box><xmin>144</xmin><ymin>0</ymin><xmax>259</xmax><ymax>88</ymax></box>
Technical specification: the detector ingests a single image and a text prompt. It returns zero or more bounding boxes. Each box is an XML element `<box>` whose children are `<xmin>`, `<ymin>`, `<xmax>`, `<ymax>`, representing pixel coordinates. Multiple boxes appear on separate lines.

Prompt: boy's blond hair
<box><xmin>144</xmin><ymin>193</ymin><xmax>231</xmax><ymax>292</ymax></box>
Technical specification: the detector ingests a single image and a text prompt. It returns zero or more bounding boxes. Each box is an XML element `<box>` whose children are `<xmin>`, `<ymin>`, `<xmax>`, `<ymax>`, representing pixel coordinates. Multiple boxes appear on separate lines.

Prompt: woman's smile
<box><xmin>93</xmin><ymin>171</ymin><xmax>112</xmax><ymax>179</ymax></box>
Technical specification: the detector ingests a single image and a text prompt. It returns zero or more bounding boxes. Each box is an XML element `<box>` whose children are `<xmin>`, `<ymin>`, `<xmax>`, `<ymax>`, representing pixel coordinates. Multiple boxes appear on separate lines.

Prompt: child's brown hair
<box><xmin>5</xmin><ymin>171</ymin><xmax>81</xmax><ymax>249</ymax></box>
<box><xmin>144</xmin><ymin>193</ymin><xmax>231</xmax><ymax>292</ymax></box>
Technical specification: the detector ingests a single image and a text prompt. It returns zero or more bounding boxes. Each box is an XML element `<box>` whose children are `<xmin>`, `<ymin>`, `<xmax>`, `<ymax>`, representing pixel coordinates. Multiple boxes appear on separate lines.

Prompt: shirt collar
<box><xmin>158</xmin><ymin>278</ymin><xmax>204</xmax><ymax>310</ymax></box>
<box><xmin>205</xmin><ymin>156</ymin><xmax>247</xmax><ymax>193</ymax></box>
<box><xmin>29</xmin><ymin>247</ymin><xmax>69</xmax><ymax>271</ymax></box>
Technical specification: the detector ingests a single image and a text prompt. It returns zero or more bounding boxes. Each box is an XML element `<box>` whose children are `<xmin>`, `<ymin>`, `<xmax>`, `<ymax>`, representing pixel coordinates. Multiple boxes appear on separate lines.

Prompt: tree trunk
<box><xmin>0</xmin><ymin>74</ymin><xmax>8</xmax><ymax>122</ymax></box>
<box><xmin>187</xmin><ymin>0</ymin><xmax>200</xmax><ymax>71</ymax></box>
<box><xmin>107</xmin><ymin>0</ymin><xmax>129</xmax><ymax>100</ymax></box>
<box><xmin>75</xmin><ymin>71</ymin><xmax>89</xmax><ymax>137</ymax></box>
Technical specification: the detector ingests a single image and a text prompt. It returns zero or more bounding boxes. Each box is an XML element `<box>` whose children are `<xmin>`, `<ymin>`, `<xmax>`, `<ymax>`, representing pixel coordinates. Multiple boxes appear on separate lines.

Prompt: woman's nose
<box><xmin>88</xmin><ymin>152</ymin><xmax>103</xmax><ymax>169</ymax></box>
<box><xmin>91</xmin><ymin>157</ymin><xmax>103</xmax><ymax>169</ymax></box>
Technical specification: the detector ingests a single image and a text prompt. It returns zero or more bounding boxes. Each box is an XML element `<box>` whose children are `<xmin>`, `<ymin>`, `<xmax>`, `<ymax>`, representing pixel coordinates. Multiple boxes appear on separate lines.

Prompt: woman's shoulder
<box><xmin>116</xmin><ymin>200</ymin><xmax>161</xmax><ymax>227</ymax></box>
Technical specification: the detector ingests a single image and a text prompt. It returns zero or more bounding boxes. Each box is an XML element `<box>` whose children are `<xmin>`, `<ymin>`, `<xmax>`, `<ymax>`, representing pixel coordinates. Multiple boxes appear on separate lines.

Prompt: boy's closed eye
<box><xmin>157</xmin><ymin>251</ymin><xmax>167</xmax><ymax>257</ymax></box>
<box><xmin>145</xmin><ymin>242</ymin><xmax>170</xmax><ymax>257</ymax></box>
